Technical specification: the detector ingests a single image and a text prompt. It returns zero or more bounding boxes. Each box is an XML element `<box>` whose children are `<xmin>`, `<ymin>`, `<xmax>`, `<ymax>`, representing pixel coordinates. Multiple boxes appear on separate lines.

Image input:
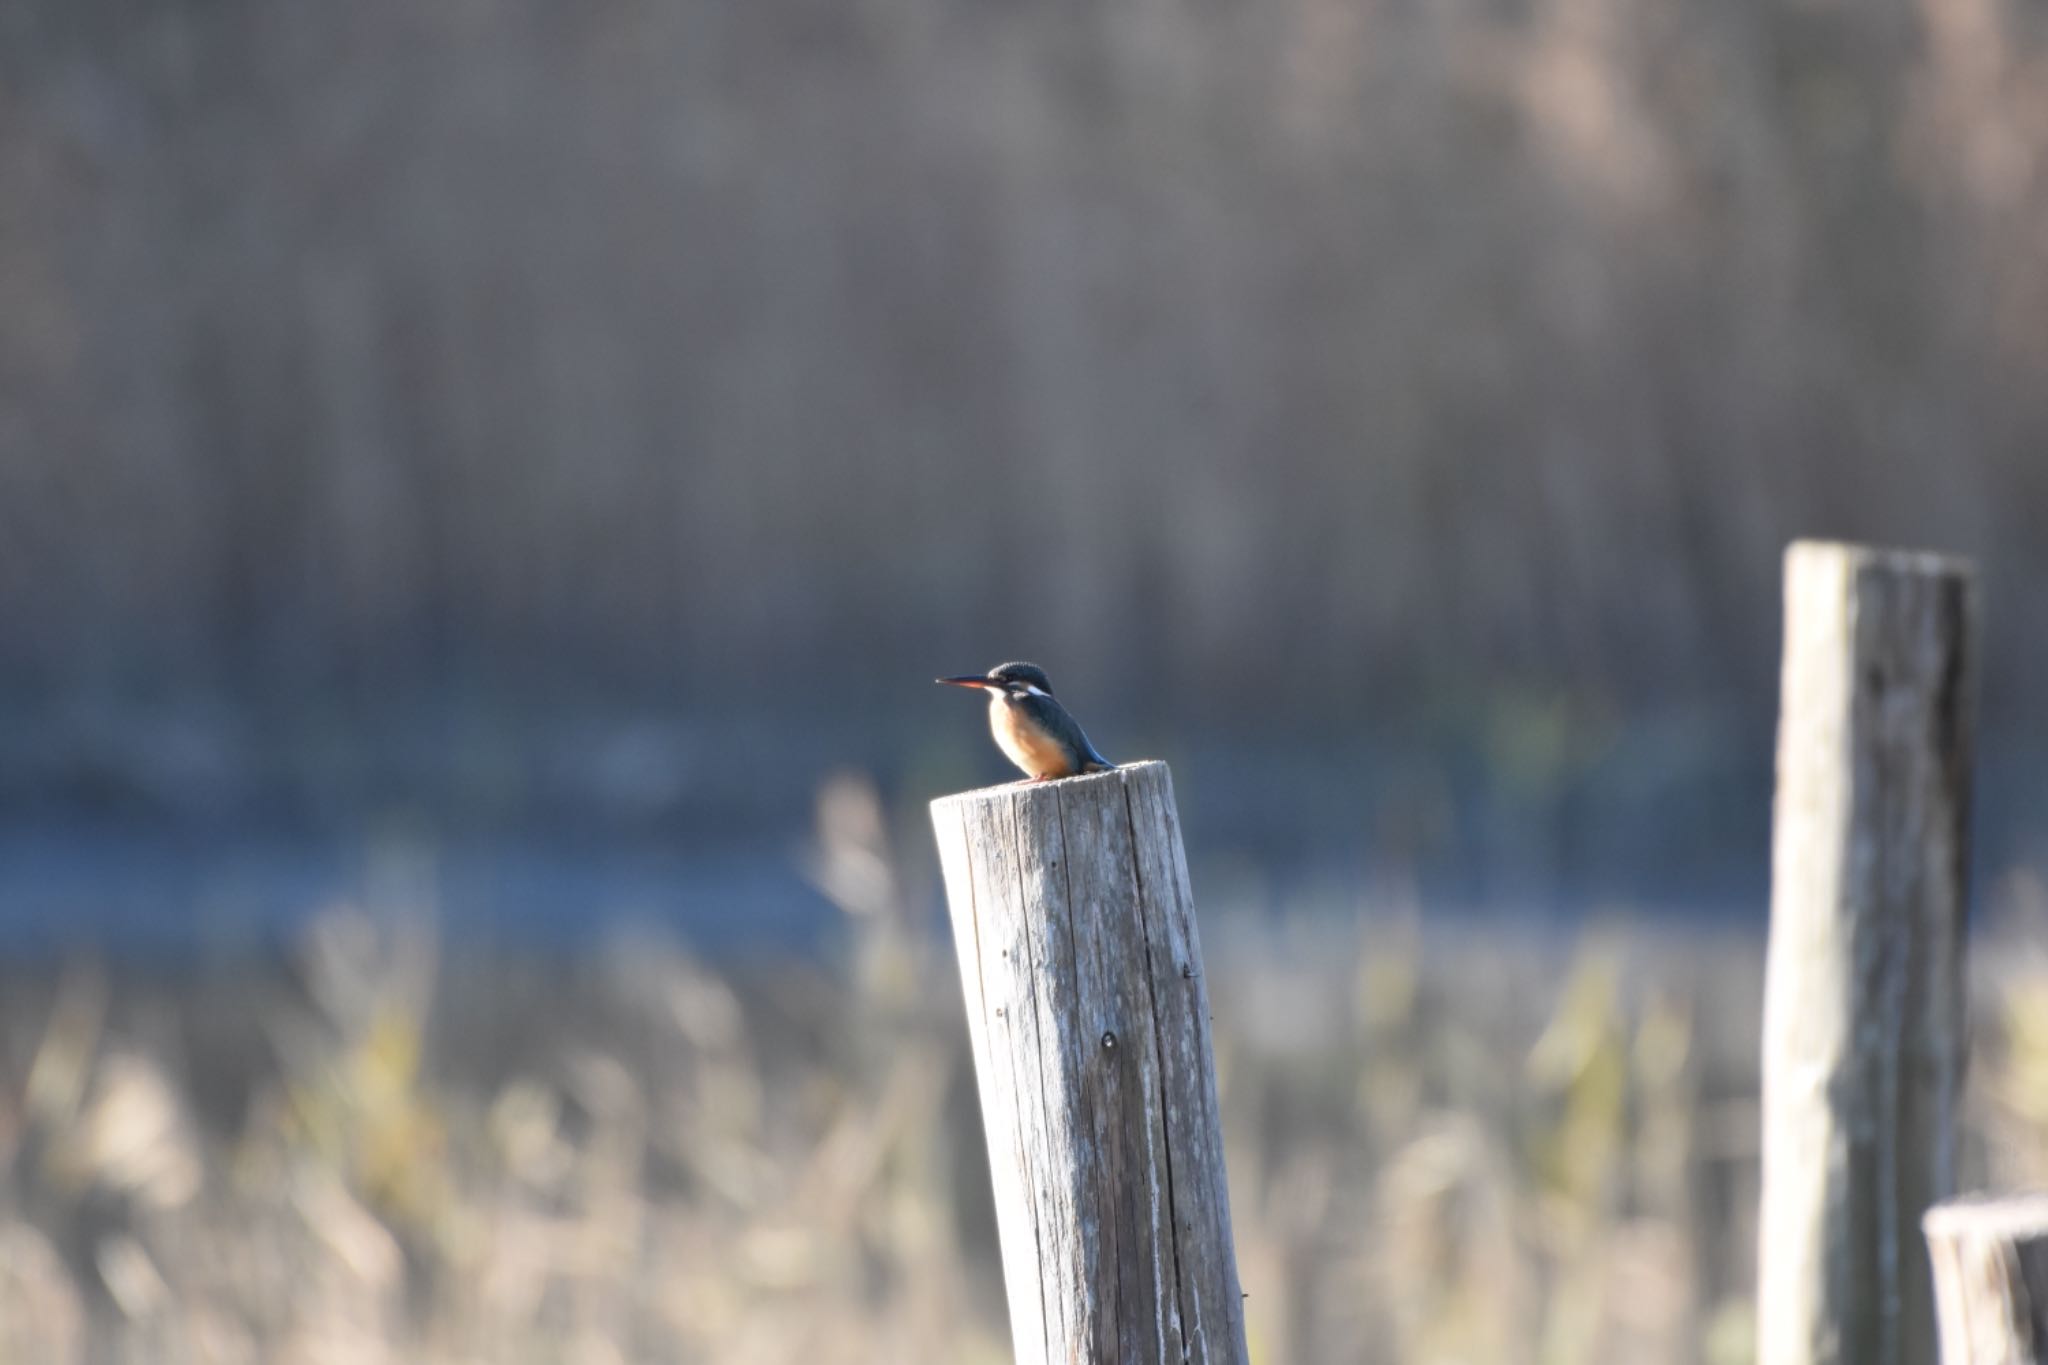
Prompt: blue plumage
<box><xmin>936</xmin><ymin>661</ymin><xmax>1115</xmax><ymax>781</ymax></box>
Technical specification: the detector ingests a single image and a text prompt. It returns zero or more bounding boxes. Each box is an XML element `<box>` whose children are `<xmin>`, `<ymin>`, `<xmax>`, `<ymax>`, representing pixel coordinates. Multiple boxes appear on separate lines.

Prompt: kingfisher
<box><xmin>936</xmin><ymin>662</ymin><xmax>1115</xmax><ymax>782</ymax></box>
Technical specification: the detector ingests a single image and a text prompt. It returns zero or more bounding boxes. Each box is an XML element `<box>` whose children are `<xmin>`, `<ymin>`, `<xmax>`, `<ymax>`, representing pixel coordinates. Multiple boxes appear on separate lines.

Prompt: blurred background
<box><xmin>2</xmin><ymin>0</ymin><xmax>2047</xmax><ymax>1360</ymax></box>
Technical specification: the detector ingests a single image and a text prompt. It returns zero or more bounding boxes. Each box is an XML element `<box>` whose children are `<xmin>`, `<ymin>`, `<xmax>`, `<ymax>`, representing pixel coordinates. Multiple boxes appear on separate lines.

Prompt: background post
<box><xmin>931</xmin><ymin>760</ymin><xmax>1248</xmax><ymax>1365</ymax></box>
<box><xmin>1758</xmin><ymin>541</ymin><xmax>1979</xmax><ymax>1365</ymax></box>
<box><xmin>1924</xmin><ymin>1193</ymin><xmax>2048</xmax><ymax>1364</ymax></box>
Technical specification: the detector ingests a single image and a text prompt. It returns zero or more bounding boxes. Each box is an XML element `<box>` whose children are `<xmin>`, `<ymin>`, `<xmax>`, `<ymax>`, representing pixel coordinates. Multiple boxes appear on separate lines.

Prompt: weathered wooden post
<box><xmin>1924</xmin><ymin>1193</ymin><xmax>2048</xmax><ymax>1363</ymax></box>
<box><xmin>1759</xmin><ymin>541</ymin><xmax>1979</xmax><ymax>1365</ymax></box>
<box><xmin>932</xmin><ymin>761</ymin><xmax>1248</xmax><ymax>1365</ymax></box>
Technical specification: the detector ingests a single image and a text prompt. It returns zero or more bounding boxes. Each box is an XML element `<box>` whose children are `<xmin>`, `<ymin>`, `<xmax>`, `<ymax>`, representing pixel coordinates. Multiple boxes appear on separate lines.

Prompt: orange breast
<box><xmin>989</xmin><ymin>696</ymin><xmax>1075</xmax><ymax>778</ymax></box>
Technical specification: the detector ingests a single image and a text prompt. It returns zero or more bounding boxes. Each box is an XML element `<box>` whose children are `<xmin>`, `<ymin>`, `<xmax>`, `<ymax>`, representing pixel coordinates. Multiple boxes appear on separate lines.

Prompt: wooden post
<box><xmin>1759</xmin><ymin>541</ymin><xmax>1979</xmax><ymax>1365</ymax></box>
<box><xmin>1924</xmin><ymin>1193</ymin><xmax>2048</xmax><ymax>1364</ymax></box>
<box><xmin>931</xmin><ymin>760</ymin><xmax>1248</xmax><ymax>1365</ymax></box>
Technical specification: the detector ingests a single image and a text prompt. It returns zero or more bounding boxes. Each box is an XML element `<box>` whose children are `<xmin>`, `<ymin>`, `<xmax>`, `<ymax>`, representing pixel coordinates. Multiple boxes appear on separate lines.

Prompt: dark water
<box><xmin>0</xmin><ymin>817</ymin><xmax>1779</xmax><ymax>968</ymax></box>
<box><xmin>0</xmin><ymin>821</ymin><xmax>836</xmax><ymax>962</ymax></box>
<box><xmin>2</xmin><ymin>710</ymin><xmax>2035</xmax><ymax>961</ymax></box>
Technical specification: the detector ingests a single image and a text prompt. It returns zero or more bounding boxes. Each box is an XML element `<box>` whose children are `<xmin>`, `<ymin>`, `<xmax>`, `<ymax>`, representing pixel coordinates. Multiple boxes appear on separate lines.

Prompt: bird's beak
<box><xmin>936</xmin><ymin>675</ymin><xmax>992</xmax><ymax>689</ymax></box>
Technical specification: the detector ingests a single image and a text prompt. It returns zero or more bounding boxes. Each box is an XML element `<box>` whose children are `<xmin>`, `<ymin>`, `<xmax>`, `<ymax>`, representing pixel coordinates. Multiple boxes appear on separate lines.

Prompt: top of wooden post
<box><xmin>1924</xmin><ymin>1192</ymin><xmax>2048</xmax><ymax>1239</ymax></box>
<box><xmin>929</xmin><ymin>759</ymin><xmax>1165</xmax><ymax>815</ymax></box>
<box><xmin>1786</xmin><ymin>538</ymin><xmax>1978</xmax><ymax>582</ymax></box>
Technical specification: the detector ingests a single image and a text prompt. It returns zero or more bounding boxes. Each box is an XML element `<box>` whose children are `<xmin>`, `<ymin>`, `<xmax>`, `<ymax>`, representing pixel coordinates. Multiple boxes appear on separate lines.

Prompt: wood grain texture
<box><xmin>1759</xmin><ymin>541</ymin><xmax>1979</xmax><ymax>1365</ymax></box>
<box><xmin>932</xmin><ymin>761</ymin><xmax>1248</xmax><ymax>1365</ymax></box>
<box><xmin>1925</xmin><ymin>1193</ymin><xmax>2048</xmax><ymax>1364</ymax></box>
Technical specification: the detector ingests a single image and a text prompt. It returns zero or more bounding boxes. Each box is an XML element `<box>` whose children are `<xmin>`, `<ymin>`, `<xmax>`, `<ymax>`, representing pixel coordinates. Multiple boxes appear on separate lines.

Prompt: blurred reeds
<box><xmin>1</xmin><ymin>779</ymin><xmax>2043</xmax><ymax>1364</ymax></box>
<box><xmin>3</xmin><ymin>0</ymin><xmax>2048</xmax><ymax>724</ymax></box>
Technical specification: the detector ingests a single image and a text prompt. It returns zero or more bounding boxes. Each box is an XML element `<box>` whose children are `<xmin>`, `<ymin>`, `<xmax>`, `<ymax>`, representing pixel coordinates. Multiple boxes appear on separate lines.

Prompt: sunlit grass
<box><xmin>0</xmin><ymin>785</ymin><xmax>2042</xmax><ymax>1363</ymax></box>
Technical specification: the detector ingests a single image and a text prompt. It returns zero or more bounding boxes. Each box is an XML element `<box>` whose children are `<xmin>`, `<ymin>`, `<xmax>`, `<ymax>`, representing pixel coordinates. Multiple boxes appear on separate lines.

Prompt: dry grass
<box><xmin>0</xmin><ymin>783</ymin><xmax>2043</xmax><ymax>1364</ymax></box>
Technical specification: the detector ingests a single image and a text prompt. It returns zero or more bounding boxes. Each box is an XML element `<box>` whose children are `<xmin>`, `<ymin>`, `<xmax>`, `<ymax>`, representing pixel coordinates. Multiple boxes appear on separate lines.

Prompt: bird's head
<box><xmin>936</xmin><ymin>661</ymin><xmax>1057</xmax><ymax>698</ymax></box>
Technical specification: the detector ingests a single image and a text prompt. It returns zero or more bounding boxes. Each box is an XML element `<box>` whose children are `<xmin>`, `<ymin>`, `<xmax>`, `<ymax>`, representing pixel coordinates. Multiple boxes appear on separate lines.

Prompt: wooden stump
<box><xmin>931</xmin><ymin>760</ymin><xmax>1247</xmax><ymax>1365</ymax></box>
<box><xmin>1925</xmin><ymin>1193</ymin><xmax>2048</xmax><ymax>1364</ymax></box>
<box><xmin>1758</xmin><ymin>541</ymin><xmax>1979</xmax><ymax>1365</ymax></box>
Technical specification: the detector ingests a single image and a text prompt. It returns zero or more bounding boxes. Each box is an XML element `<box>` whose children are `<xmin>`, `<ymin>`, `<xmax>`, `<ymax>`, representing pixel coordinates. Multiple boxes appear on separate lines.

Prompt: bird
<box><xmin>936</xmin><ymin>662</ymin><xmax>1115</xmax><ymax>782</ymax></box>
